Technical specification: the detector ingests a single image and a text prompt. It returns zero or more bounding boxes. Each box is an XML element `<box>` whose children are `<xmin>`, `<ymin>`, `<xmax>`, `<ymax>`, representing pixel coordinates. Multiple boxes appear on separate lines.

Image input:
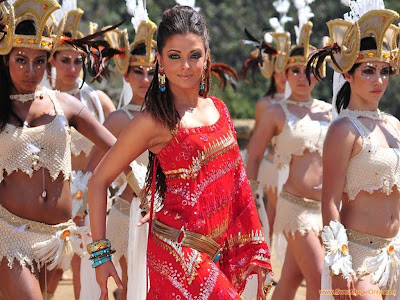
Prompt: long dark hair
<box><xmin>265</xmin><ymin>75</ymin><xmax>276</xmax><ymax>97</ymax></box>
<box><xmin>0</xmin><ymin>20</ymin><xmax>38</xmax><ymax>129</ymax></box>
<box><xmin>336</xmin><ymin>37</ymin><xmax>381</xmax><ymax>113</ymax></box>
<box><xmin>144</xmin><ymin>6</ymin><xmax>211</xmax><ymax>198</ymax></box>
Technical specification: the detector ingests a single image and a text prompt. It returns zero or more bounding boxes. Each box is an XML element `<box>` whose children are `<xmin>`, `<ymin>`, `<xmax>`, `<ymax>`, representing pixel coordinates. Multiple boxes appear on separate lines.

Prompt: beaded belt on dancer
<box><xmin>152</xmin><ymin>219</ymin><xmax>222</xmax><ymax>263</ymax></box>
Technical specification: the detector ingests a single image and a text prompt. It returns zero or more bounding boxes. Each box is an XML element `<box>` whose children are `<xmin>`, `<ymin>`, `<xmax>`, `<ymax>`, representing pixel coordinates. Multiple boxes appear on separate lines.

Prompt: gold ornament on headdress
<box><xmin>104</xmin><ymin>28</ymin><xmax>130</xmax><ymax>74</ymax></box>
<box><xmin>264</xmin><ymin>32</ymin><xmax>291</xmax><ymax>76</ymax></box>
<box><xmin>285</xmin><ymin>21</ymin><xmax>315</xmax><ymax>69</ymax></box>
<box><xmin>54</xmin><ymin>8</ymin><xmax>84</xmax><ymax>52</ymax></box>
<box><xmin>129</xmin><ymin>19</ymin><xmax>157</xmax><ymax>68</ymax></box>
<box><xmin>88</xmin><ymin>22</ymin><xmax>98</xmax><ymax>35</ymax></box>
<box><xmin>241</xmin><ymin>0</ymin><xmax>292</xmax><ymax>80</ymax></box>
<box><xmin>105</xmin><ymin>19</ymin><xmax>156</xmax><ymax>75</ymax></box>
<box><xmin>326</xmin><ymin>9</ymin><xmax>399</xmax><ymax>74</ymax></box>
<box><xmin>0</xmin><ymin>0</ymin><xmax>63</xmax><ymax>55</ymax></box>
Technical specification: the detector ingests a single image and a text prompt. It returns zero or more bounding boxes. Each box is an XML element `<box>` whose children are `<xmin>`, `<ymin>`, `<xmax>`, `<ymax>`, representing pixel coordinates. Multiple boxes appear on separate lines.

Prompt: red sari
<box><xmin>147</xmin><ymin>97</ymin><xmax>272</xmax><ymax>299</ymax></box>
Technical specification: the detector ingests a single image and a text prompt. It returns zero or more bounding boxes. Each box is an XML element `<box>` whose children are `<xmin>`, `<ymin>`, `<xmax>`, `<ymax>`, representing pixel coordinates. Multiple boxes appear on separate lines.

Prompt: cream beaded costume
<box><xmin>0</xmin><ymin>0</ymin><xmax>87</xmax><ymax>273</ymax></box>
<box><xmin>307</xmin><ymin>0</ymin><xmax>400</xmax><ymax>297</ymax></box>
<box><xmin>0</xmin><ymin>87</ymin><xmax>72</xmax><ymax>183</ymax></box>
<box><xmin>70</xmin><ymin>80</ymin><xmax>105</xmax><ymax>157</ymax></box>
<box><xmin>339</xmin><ymin>109</ymin><xmax>400</xmax><ymax>200</ymax></box>
<box><xmin>50</xmin><ymin>3</ymin><xmax>107</xmax><ymax>220</ymax></box>
<box><xmin>273</xmin><ymin>98</ymin><xmax>330</xmax><ymax>237</ymax></box>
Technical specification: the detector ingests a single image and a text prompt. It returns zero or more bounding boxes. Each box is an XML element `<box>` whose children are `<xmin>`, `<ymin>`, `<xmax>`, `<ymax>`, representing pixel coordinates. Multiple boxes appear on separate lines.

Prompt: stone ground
<box><xmin>54</xmin><ymin>259</ymin><xmax>307</xmax><ymax>300</ymax></box>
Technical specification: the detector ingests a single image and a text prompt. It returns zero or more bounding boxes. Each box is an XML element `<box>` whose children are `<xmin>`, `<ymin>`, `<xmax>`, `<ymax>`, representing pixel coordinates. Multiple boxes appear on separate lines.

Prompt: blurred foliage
<box><xmin>75</xmin><ymin>0</ymin><xmax>400</xmax><ymax>118</ymax></box>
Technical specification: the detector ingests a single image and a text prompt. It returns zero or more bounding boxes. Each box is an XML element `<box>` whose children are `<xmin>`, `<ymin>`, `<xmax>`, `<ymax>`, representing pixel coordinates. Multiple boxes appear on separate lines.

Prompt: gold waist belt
<box><xmin>281</xmin><ymin>189</ymin><xmax>321</xmax><ymax>209</ymax></box>
<box><xmin>347</xmin><ymin>228</ymin><xmax>394</xmax><ymax>250</ymax></box>
<box><xmin>152</xmin><ymin>219</ymin><xmax>222</xmax><ymax>262</ymax></box>
<box><xmin>0</xmin><ymin>203</ymin><xmax>75</xmax><ymax>234</ymax></box>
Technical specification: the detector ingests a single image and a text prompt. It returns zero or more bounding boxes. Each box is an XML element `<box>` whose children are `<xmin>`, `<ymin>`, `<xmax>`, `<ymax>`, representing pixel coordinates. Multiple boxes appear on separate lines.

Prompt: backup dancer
<box><xmin>246</xmin><ymin>2</ymin><xmax>332</xmax><ymax>297</ymax></box>
<box><xmin>307</xmin><ymin>0</ymin><xmax>400</xmax><ymax>298</ymax></box>
<box><xmin>0</xmin><ymin>1</ymin><xmax>116</xmax><ymax>299</ymax></box>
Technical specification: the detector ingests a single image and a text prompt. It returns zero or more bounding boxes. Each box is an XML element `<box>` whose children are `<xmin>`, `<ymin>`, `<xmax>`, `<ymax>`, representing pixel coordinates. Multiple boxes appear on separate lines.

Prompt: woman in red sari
<box><xmin>88</xmin><ymin>5</ymin><xmax>272</xmax><ymax>300</ymax></box>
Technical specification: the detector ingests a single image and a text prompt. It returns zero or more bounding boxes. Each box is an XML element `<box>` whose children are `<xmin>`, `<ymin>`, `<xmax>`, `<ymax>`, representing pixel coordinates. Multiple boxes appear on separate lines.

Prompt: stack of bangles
<box><xmin>87</xmin><ymin>238</ymin><xmax>116</xmax><ymax>268</ymax></box>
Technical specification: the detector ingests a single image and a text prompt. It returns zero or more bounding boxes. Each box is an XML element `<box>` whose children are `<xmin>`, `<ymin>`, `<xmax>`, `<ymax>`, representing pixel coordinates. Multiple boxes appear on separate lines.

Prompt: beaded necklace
<box><xmin>285</xmin><ymin>98</ymin><xmax>314</xmax><ymax>108</ymax></box>
<box><xmin>10</xmin><ymin>91</ymin><xmax>46</xmax><ymax>103</ymax></box>
<box><xmin>341</xmin><ymin>108</ymin><xmax>387</xmax><ymax>122</ymax></box>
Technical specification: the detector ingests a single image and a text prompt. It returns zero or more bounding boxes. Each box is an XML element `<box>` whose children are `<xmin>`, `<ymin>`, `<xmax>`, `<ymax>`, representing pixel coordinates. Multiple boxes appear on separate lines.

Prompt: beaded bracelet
<box><xmin>87</xmin><ymin>239</ymin><xmax>111</xmax><ymax>254</ymax></box>
<box><xmin>91</xmin><ymin>255</ymin><xmax>112</xmax><ymax>268</ymax></box>
<box><xmin>89</xmin><ymin>248</ymin><xmax>116</xmax><ymax>260</ymax></box>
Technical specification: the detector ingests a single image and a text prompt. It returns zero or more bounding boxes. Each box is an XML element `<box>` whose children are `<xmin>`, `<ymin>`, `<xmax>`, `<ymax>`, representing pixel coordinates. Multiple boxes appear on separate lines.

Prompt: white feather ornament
<box><xmin>175</xmin><ymin>0</ymin><xmax>200</xmax><ymax>11</ymax></box>
<box><xmin>53</xmin><ymin>0</ymin><xmax>77</xmax><ymax>26</ymax></box>
<box><xmin>32</xmin><ymin>222</ymin><xmax>89</xmax><ymax>271</ymax></box>
<box><xmin>127</xmin><ymin>0</ymin><xmax>149</xmax><ymax>32</ymax></box>
<box><xmin>363</xmin><ymin>238</ymin><xmax>400</xmax><ymax>289</ymax></box>
<box><xmin>342</xmin><ymin>0</ymin><xmax>385</xmax><ymax>21</ymax></box>
<box><xmin>321</xmin><ymin>221</ymin><xmax>356</xmax><ymax>281</ymax></box>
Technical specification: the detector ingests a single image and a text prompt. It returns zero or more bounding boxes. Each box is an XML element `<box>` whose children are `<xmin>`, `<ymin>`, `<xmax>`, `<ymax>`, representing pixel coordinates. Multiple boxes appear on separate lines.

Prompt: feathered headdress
<box><xmin>63</xmin><ymin>21</ymin><xmax>125</xmax><ymax>83</ymax></box>
<box><xmin>52</xmin><ymin>0</ymin><xmax>84</xmax><ymax>53</ymax></box>
<box><xmin>307</xmin><ymin>0</ymin><xmax>399</xmax><ymax>79</ymax></box>
<box><xmin>240</xmin><ymin>0</ymin><xmax>291</xmax><ymax>82</ymax></box>
<box><xmin>306</xmin><ymin>0</ymin><xmax>399</xmax><ymax>117</ymax></box>
<box><xmin>105</xmin><ymin>0</ymin><xmax>157</xmax><ymax>107</ymax></box>
<box><xmin>285</xmin><ymin>0</ymin><xmax>316</xmax><ymax>70</ymax></box>
<box><xmin>106</xmin><ymin>0</ymin><xmax>156</xmax><ymax>75</ymax></box>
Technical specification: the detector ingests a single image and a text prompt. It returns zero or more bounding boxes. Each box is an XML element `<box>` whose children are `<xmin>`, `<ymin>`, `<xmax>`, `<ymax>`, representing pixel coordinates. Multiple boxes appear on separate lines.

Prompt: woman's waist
<box><xmin>341</xmin><ymin>196</ymin><xmax>399</xmax><ymax>238</ymax></box>
<box><xmin>284</xmin><ymin>175</ymin><xmax>322</xmax><ymax>201</ymax></box>
<box><xmin>0</xmin><ymin>175</ymin><xmax>72</xmax><ymax>224</ymax></box>
<box><xmin>0</xmin><ymin>202</ymin><xmax>74</xmax><ymax>233</ymax></box>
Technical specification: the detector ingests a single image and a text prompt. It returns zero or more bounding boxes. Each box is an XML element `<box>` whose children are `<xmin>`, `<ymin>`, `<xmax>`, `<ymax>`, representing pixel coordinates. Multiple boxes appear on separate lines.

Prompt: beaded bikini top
<box><xmin>274</xmin><ymin>99</ymin><xmax>331</xmax><ymax>169</ymax></box>
<box><xmin>338</xmin><ymin>109</ymin><xmax>400</xmax><ymax>200</ymax></box>
<box><xmin>0</xmin><ymin>87</ymin><xmax>72</xmax><ymax>182</ymax></box>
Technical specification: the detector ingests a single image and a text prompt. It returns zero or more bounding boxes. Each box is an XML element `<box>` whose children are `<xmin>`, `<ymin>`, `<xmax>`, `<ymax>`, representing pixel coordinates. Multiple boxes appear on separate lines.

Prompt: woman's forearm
<box><xmin>88</xmin><ymin>176</ymin><xmax>108</xmax><ymax>241</ymax></box>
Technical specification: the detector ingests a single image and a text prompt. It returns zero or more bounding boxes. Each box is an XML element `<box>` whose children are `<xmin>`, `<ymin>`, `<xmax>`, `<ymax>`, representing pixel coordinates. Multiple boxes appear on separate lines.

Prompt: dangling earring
<box><xmin>200</xmin><ymin>73</ymin><xmax>205</xmax><ymax>91</ymax></box>
<box><xmin>158</xmin><ymin>66</ymin><xmax>166</xmax><ymax>92</ymax></box>
<box><xmin>200</xmin><ymin>62</ymin><xmax>206</xmax><ymax>91</ymax></box>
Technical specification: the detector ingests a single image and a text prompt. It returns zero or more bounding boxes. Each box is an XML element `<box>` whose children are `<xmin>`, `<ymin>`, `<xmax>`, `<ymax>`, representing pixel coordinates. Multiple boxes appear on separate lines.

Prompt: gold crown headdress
<box><xmin>255</xmin><ymin>32</ymin><xmax>291</xmax><ymax>78</ymax></box>
<box><xmin>308</xmin><ymin>0</ymin><xmax>399</xmax><ymax>75</ymax></box>
<box><xmin>326</xmin><ymin>9</ymin><xmax>399</xmax><ymax>73</ymax></box>
<box><xmin>240</xmin><ymin>0</ymin><xmax>292</xmax><ymax>80</ymax></box>
<box><xmin>0</xmin><ymin>0</ymin><xmax>62</xmax><ymax>55</ymax></box>
<box><xmin>285</xmin><ymin>21</ymin><xmax>315</xmax><ymax>69</ymax></box>
<box><xmin>54</xmin><ymin>8</ymin><xmax>84</xmax><ymax>52</ymax></box>
<box><xmin>51</xmin><ymin>0</ymin><xmax>87</xmax><ymax>53</ymax></box>
<box><xmin>285</xmin><ymin>0</ymin><xmax>316</xmax><ymax>69</ymax></box>
<box><xmin>105</xmin><ymin>0</ymin><xmax>156</xmax><ymax>75</ymax></box>
<box><xmin>261</xmin><ymin>0</ymin><xmax>292</xmax><ymax>76</ymax></box>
